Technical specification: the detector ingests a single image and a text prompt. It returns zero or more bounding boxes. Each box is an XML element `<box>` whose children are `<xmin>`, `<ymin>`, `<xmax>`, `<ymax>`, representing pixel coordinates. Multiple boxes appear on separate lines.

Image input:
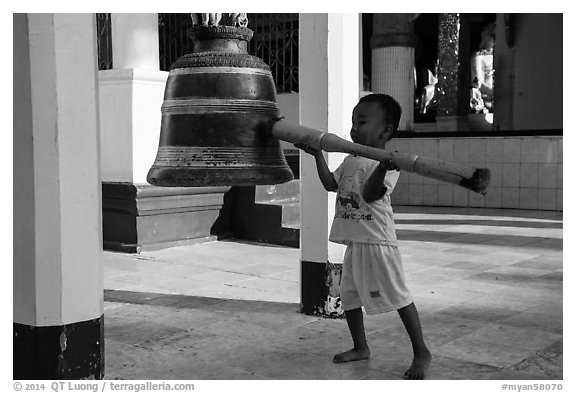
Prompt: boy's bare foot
<box><xmin>403</xmin><ymin>350</ymin><xmax>432</xmax><ymax>380</ymax></box>
<box><xmin>333</xmin><ymin>347</ymin><xmax>370</xmax><ymax>363</ymax></box>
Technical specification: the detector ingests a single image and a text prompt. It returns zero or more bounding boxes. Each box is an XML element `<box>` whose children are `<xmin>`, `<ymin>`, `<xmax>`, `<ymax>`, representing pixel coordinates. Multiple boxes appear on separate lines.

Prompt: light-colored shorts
<box><xmin>341</xmin><ymin>242</ymin><xmax>412</xmax><ymax>315</ymax></box>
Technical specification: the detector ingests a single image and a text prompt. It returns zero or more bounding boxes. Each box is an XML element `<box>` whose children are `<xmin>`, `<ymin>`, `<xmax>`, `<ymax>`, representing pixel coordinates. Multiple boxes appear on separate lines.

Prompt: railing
<box><xmin>96</xmin><ymin>13</ymin><xmax>113</xmax><ymax>70</ymax></box>
<box><xmin>158</xmin><ymin>13</ymin><xmax>194</xmax><ymax>72</ymax></box>
<box><xmin>248</xmin><ymin>13</ymin><xmax>299</xmax><ymax>93</ymax></box>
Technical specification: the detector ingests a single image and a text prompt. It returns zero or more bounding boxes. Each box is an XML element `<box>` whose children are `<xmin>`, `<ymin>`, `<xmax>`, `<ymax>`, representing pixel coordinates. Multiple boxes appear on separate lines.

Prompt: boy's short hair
<box><xmin>358</xmin><ymin>93</ymin><xmax>402</xmax><ymax>132</ymax></box>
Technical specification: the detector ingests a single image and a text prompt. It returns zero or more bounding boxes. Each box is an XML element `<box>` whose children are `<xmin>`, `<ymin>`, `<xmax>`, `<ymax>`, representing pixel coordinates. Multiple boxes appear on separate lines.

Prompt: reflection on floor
<box><xmin>103</xmin><ymin>207</ymin><xmax>562</xmax><ymax>380</ymax></box>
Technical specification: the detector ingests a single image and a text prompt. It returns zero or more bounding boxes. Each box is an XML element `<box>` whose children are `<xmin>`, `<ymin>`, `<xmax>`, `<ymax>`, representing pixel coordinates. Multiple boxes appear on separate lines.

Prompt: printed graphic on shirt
<box><xmin>335</xmin><ymin>169</ymin><xmax>373</xmax><ymax>223</ymax></box>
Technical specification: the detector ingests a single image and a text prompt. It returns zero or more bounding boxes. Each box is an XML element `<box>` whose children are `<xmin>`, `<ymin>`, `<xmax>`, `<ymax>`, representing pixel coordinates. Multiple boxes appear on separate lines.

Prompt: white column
<box><xmin>299</xmin><ymin>13</ymin><xmax>359</xmax><ymax>314</ymax></box>
<box><xmin>112</xmin><ymin>13</ymin><xmax>160</xmax><ymax>70</ymax></box>
<box><xmin>372</xmin><ymin>46</ymin><xmax>415</xmax><ymax>130</ymax></box>
<box><xmin>371</xmin><ymin>14</ymin><xmax>416</xmax><ymax>131</ymax></box>
<box><xmin>14</xmin><ymin>13</ymin><xmax>102</xmax><ymax>326</ymax></box>
<box><xmin>99</xmin><ymin>13</ymin><xmax>167</xmax><ymax>184</ymax></box>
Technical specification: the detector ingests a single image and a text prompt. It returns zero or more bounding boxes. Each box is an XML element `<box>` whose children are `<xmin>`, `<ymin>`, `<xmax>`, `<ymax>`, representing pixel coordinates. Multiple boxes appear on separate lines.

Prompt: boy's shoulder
<box><xmin>340</xmin><ymin>155</ymin><xmax>361</xmax><ymax>168</ymax></box>
<box><xmin>345</xmin><ymin>154</ymin><xmax>378</xmax><ymax>167</ymax></box>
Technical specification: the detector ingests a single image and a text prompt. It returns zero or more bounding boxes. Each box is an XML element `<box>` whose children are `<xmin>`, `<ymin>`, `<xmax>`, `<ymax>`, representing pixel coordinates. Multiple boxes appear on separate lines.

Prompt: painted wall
<box><xmin>98</xmin><ymin>69</ymin><xmax>167</xmax><ymax>183</ymax></box>
<box><xmin>112</xmin><ymin>13</ymin><xmax>160</xmax><ymax>70</ymax></box>
<box><xmin>494</xmin><ymin>14</ymin><xmax>563</xmax><ymax>130</ymax></box>
<box><xmin>99</xmin><ymin>13</ymin><xmax>167</xmax><ymax>184</ymax></box>
<box><xmin>388</xmin><ymin>136</ymin><xmax>563</xmax><ymax>211</ymax></box>
<box><xmin>98</xmin><ymin>70</ymin><xmax>133</xmax><ymax>182</ymax></box>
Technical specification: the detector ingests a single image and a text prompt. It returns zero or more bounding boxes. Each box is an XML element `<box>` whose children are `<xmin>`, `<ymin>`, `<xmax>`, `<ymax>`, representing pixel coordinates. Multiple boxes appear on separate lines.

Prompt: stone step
<box><xmin>231</xmin><ymin>180</ymin><xmax>301</xmax><ymax>248</ymax></box>
<box><xmin>255</xmin><ymin>199</ymin><xmax>299</xmax><ymax>227</ymax></box>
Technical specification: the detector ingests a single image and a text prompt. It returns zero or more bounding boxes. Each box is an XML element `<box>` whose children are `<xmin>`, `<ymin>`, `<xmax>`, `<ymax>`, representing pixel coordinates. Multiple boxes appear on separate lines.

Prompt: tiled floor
<box><xmin>103</xmin><ymin>206</ymin><xmax>563</xmax><ymax>380</ymax></box>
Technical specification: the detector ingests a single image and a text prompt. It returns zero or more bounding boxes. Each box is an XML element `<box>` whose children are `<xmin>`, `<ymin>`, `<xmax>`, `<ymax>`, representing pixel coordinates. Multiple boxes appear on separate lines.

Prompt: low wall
<box><xmin>387</xmin><ymin>132</ymin><xmax>563</xmax><ymax>211</ymax></box>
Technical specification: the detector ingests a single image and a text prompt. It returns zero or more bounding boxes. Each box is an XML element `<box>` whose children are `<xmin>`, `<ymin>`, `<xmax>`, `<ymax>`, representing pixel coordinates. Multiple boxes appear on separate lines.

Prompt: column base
<box><xmin>102</xmin><ymin>182</ymin><xmax>231</xmax><ymax>253</ymax></box>
<box><xmin>300</xmin><ymin>260</ymin><xmax>344</xmax><ymax>318</ymax></box>
<box><xmin>14</xmin><ymin>315</ymin><xmax>104</xmax><ymax>380</ymax></box>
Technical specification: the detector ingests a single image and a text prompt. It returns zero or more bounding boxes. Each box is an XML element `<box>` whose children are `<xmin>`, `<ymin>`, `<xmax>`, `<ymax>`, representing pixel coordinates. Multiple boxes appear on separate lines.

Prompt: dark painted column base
<box><xmin>300</xmin><ymin>260</ymin><xmax>344</xmax><ymax>318</ymax></box>
<box><xmin>14</xmin><ymin>315</ymin><xmax>104</xmax><ymax>380</ymax></box>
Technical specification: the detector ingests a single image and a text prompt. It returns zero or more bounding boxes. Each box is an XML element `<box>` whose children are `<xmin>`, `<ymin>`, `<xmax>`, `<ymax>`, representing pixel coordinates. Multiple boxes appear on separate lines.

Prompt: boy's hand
<box><xmin>378</xmin><ymin>158</ymin><xmax>399</xmax><ymax>171</ymax></box>
<box><xmin>294</xmin><ymin>142</ymin><xmax>321</xmax><ymax>156</ymax></box>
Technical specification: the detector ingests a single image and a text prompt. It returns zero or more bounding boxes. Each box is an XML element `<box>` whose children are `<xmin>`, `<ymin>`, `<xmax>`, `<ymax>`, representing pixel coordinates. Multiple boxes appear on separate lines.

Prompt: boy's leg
<box><xmin>333</xmin><ymin>307</ymin><xmax>371</xmax><ymax>363</ymax></box>
<box><xmin>397</xmin><ymin>302</ymin><xmax>432</xmax><ymax>379</ymax></box>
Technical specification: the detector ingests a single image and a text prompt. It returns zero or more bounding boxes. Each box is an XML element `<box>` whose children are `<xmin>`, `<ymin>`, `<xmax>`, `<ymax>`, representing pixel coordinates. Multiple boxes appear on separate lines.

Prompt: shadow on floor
<box><xmin>105</xmin><ymin>289</ymin><xmax>300</xmax><ymax>314</ymax></box>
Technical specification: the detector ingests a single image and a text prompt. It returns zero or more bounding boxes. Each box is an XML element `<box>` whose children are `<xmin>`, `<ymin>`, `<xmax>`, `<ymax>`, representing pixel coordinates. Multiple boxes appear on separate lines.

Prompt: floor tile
<box><xmin>105</xmin><ymin>320</ymin><xmax>186</xmax><ymax>346</ymax></box>
<box><xmin>418</xmin><ymin>313</ymin><xmax>492</xmax><ymax>350</ymax></box>
<box><xmin>425</xmin><ymin>355</ymin><xmax>501</xmax><ymax>379</ymax></box>
<box><xmin>435</xmin><ymin>337</ymin><xmax>536</xmax><ymax>368</ymax></box>
<box><xmin>510</xmin><ymin>340</ymin><xmax>563</xmax><ymax>379</ymax></box>
<box><xmin>525</xmin><ymin>300</ymin><xmax>563</xmax><ymax>318</ymax></box>
<box><xmin>499</xmin><ymin>312</ymin><xmax>563</xmax><ymax>335</ymax></box>
<box><xmin>463</xmin><ymin>323</ymin><xmax>562</xmax><ymax>351</ymax></box>
<box><xmin>513</xmin><ymin>255</ymin><xmax>564</xmax><ymax>270</ymax></box>
<box><xmin>434</xmin><ymin>303</ymin><xmax>523</xmax><ymax>323</ymax></box>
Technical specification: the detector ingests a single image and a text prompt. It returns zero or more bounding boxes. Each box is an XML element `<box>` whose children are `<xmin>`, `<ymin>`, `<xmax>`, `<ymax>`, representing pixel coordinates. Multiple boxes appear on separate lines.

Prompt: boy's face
<box><xmin>351</xmin><ymin>102</ymin><xmax>391</xmax><ymax>147</ymax></box>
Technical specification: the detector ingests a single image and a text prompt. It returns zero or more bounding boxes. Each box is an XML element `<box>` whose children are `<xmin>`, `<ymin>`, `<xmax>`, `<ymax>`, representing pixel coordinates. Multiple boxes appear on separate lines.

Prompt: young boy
<box><xmin>297</xmin><ymin>93</ymin><xmax>432</xmax><ymax>379</ymax></box>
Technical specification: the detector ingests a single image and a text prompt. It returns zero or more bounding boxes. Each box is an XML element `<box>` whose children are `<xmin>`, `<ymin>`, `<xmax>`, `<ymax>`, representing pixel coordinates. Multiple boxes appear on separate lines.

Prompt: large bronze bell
<box><xmin>147</xmin><ymin>21</ymin><xmax>294</xmax><ymax>187</ymax></box>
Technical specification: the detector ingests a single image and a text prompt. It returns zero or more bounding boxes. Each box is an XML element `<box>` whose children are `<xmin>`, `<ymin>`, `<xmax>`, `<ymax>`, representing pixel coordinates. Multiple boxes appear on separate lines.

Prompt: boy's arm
<box><xmin>313</xmin><ymin>150</ymin><xmax>338</xmax><ymax>192</ymax></box>
<box><xmin>295</xmin><ymin>144</ymin><xmax>338</xmax><ymax>192</ymax></box>
<box><xmin>362</xmin><ymin>159</ymin><xmax>398</xmax><ymax>203</ymax></box>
